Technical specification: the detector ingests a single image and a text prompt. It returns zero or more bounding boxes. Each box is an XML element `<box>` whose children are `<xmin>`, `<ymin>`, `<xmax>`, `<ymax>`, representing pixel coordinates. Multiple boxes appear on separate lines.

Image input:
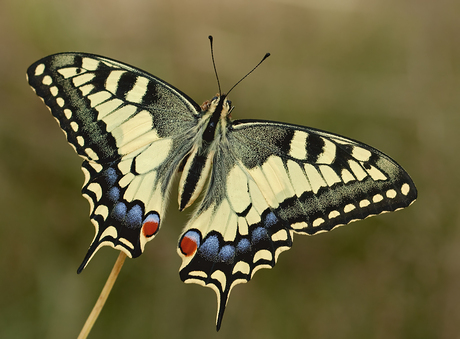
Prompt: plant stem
<box><xmin>77</xmin><ymin>251</ymin><xmax>127</xmax><ymax>339</ymax></box>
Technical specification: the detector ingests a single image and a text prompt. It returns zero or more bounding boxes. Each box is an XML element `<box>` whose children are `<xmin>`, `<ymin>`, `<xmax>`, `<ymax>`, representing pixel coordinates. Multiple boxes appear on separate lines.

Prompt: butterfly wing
<box><xmin>178</xmin><ymin>119</ymin><xmax>417</xmax><ymax>330</ymax></box>
<box><xmin>27</xmin><ymin>53</ymin><xmax>202</xmax><ymax>271</ymax></box>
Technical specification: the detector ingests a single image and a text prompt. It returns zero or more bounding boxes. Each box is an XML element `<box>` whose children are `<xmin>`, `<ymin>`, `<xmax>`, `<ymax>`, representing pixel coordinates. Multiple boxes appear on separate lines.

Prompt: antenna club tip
<box><xmin>208</xmin><ymin>35</ymin><xmax>213</xmax><ymax>41</ymax></box>
<box><xmin>264</xmin><ymin>52</ymin><xmax>271</xmax><ymax>59</ymax></box>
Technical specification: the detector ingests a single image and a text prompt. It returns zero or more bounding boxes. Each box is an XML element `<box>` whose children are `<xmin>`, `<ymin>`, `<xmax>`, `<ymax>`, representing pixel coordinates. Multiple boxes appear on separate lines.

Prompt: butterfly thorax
<box><xmin>178</xmin><ymin>94</ymin><xmax>231</xmax><ymax>211</ymax></box>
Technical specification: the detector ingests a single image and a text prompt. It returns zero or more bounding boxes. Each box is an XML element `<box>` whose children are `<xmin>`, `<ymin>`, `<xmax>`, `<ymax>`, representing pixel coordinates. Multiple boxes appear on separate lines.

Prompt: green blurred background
<box><xmin>1</xmin><ymin>0</ymin><xmax>458</xmax><ymax>338</ymax></box>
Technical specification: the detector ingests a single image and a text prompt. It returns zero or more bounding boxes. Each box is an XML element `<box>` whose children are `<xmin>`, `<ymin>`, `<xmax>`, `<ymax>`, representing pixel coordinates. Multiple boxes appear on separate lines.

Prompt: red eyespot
<box><xmin>142</xmin><ymin>213</ymin><xmax>160</xmax><ymax>237</ymax></box>
<box><xmin>180</xmin><ymin>237</ymin><xmax>197</xmax><ymax>256</ymax></box>
<box><xmin>179</xmin><ymin>230</ymin><xmax>201</xmax><ymax>256</ymax></box>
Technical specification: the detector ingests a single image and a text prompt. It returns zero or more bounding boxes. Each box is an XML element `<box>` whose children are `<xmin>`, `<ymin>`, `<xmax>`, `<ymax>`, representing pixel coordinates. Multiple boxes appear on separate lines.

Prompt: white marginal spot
<box><xmin>210</xmin><ymin>270</ymin><xmax>227</xmax><ymax>291</ymax></box>
<box><xmin>366</xmin><ymin>165</ymin><xmax>387</xmax><ymax>181</ymax></box>
<box><xmin>341</xmin><ymin>168</ymin><xmax>355</xmax><ymax>183</ymax></box>
<box><xmin>304</xmin><ymin>164</ymin><xmax>327</xmax><ymax>194</ymax></box>
<box><xmin>70</xmin><ymin>121</ymin><xmax>79</xmax><ymax>132</ymax></box>
<box><xmin>106</xmin><ymin>70</ymin><xmax>125</xmax><ymax>93</ymax></box>
<box><xmin>42</xmin><ymin>75</ymin><xmax>52</xmax><ymax>85</ymax></box>
<box><xmin>401</xmin><ymin>183</ymin><xmax>410</xmax><ymax>196</ymax></box>
<box><xmin>94</xmin><ymin>204</ymin><xmax>109</xmax><ymax>219</ymax></box>
<box><xmin>251</xmin><ymin>263</ymin><xmax>273</xmax><ymax>277</ymax></box>
<box><xmin>87</xmin><ymin>161</ymin><xmax>103</xmax><ymax>173</ymax></box>
<box><xmin>50</xmin><ymin>86</ymin><xmax>58</xmax><ymax>96</ymax></box>
<box><xmin>386</xmin><ymin>189</ymin><xmax>397</xmax><ymax>199</ymax></box>
<box><xmin>344</xmin><ymin>204</ymin><xmax>355</xmax><ymax>213</ymax></box>
<box><xmin>227</xmin><ymin>166</ymin><xmax>251</xmax><ymax>214</ymax></box>
<box><xmin>351</xmin><ymin>146</ymin><xmax>372</xmax><ymax>162</ymax></box>
<box><xmin>291</xmin><ymin>221</ymin><xmax>307</xmax><ymax>231</ymax></box>
<box><xmin>56</xmin><ymin>97</ymin><xmax>65</xmax><ymax>107</ymax></box>
<box><xmin>82</xmin><ymin>193</ymin><xmax>94</xmax><ymax>218</ymax></box>
<box><xmin>88</xmin><ymin>91</ymin><xmax>111</xmax><ymax>107</ymax></box>
<box><xmin>253</xmin><ymin>249</ymin><xmax>272</xmax><ymax>263</ymax></box>
<box><xmin>313</xmin><ymin>218</ymin><xmax>325</xmax><ymax>227</ymax></box>
<box><xmin>34</xmin><ymin>63</ymin><xmax>45</xmax><ymax>76</ymax></box>
<box><xmin>232</xmin><ymin>261</ymin><xmax>250</xmax><ymax>275</ymax></box>
<box><xmin>189</xmin><ymin>270</ymin><xmax>207</xmax><ymax>278</ymax></box>
<box><xmin>64</xmin><ymin>109</ymin><xmax>72</xmax><ymax>119</ymax></box>
<box><xmin>76</xmin><ymin>136</ymin><xmax>84</xmax><ymax>146</ymax></box>
<box><xmin>81</xmin><ymin>165</ymin><xmax>91</xmax><ymax>187</ymax></box>
<box><xmin>271</xmin><ymin>229</ymin><xmax>289</xmax><ymax>242</ymax></box>
<box><xmin>319</xmin><ymin>165</ymin><xmax>341</xmax><ymax>186</ymax></box>
<box><xmin>118</xmin><ymin>238</ymin><xmax>134</xmax><ymax>250</ymax></box>
<box><xmin>82</xmin><ymin>57</ymin><xmax>100</xmax><ymax>71</ymax></box>
<box><xmin>85</xmin><ymin>148</ymin><xmax>99</xmax><ymax>161</ymax></box>
<box><xmin>359</xmin><ymin>199</ymin><xmax>371</xmax><ymax>208</ymax></box>
<box><xmin>328</xmin><ymin>210</ymin><xmax>340</xmax><ymax>219</ymax></box>
<box><xmin>95</xmin><ymin>98</ymin><xmax>123</xmax><ymax>119</ymax></box>
<box><xmin>126</xmin><ymin>76</ymin><xmax>149</xmax><ymax>103</ymax></box>
<box><xmin>348</xmin><ymin>160</ymin><xmax>367</xmax><ymax>181</ymax></box>
<box><xmin>72</xmin><ymin>73</ymin><xmax>96</xmax><ymax>87</ymax></box>
<box><xmin>274</xmin><ymin>243</ymin><xmax>291</xmax><ymax>262</ymax></box>
<box><xmin>316</xmin><ymin>137</ymin><xmax>336</xmax><ymax>164</ymax></box>
<box><xmin>79</xmin><ymin>84</ymin><xmax>94</xmax><ymax>96</ymax></box>
<box><xmin>373</xmin><ymin>194</ymin><xmax>384</xmax><ymax>203</ymax></box>
<box><xmin>100</xmin><ymin>225</ymin><xmax>118</xmax><ymax>240</ymax></box>
<box><xmin>289</xmin><ymin>130</ymin><xmax>308</xmax><ymax>159</ymax></box>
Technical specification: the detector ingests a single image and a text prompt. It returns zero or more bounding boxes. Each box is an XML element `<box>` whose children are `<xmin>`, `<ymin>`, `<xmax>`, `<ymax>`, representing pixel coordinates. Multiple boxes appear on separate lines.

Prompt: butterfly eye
<box><xmin>226</xmin><ymin>99</ymin><xmax>232</xmax><ymax>107</ymax></box>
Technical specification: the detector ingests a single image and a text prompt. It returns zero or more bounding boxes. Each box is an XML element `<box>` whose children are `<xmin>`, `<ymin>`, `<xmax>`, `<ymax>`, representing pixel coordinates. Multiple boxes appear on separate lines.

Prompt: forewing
<box><xmin>177</xmin><ymin>119</ymin><xmax>417</xmax><ymax>329</ymax></box>
<box><xmin>27</xmin><ymin>53</ymin><xmax>201</xmax><ymax>270</ymax></box>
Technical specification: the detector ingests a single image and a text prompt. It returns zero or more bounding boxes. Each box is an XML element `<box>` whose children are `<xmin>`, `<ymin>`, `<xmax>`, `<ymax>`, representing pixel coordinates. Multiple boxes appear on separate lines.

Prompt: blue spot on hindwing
<box><xmin>251</xmin><ymin>227</ymin><xmax>268</xmax><ymax>244</ymax></box>
<box><xmin>264</xmin><ymin>211</ymin><xmax>278</xmax><ymax>228</ymax></box>
<box><xmin>112</xmin><ymin>202</ymin><xmax>127</xmax><ymax>220</ymax></box>
<box><xmin>236</xmin><ymin>238</ymin><xmax>251</xmax><ymax>254</ymax></box>
<box><xmin>105</xmin><ymin>167</ymin><xmax>118</xmax><ymax>187</ymax></box>
<box><xmin>108</xmin><ymin>187</ymin><xmax>120</xmax><ymax>201</ymax></box>
<box><xmin>199</xmin><ymin>235</ymin><xmax>219</xmax><ymax>261</ymax></box>
<box><xmin>125</xmin><ymin>204</ymin><xmax>143</xmax><ymax>229</ymax></box>
<box><xmin>219</xmin><ymin>245</ymin><xmax>235</xmax><ymax>263</ymax></box>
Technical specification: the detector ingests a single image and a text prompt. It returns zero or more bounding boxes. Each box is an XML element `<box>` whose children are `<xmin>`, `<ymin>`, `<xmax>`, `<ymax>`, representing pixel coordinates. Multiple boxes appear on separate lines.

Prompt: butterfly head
<box><xmin>202</xmin><ymin>93</ymin><xmax>233</xmax><ymax>119</ymax></box>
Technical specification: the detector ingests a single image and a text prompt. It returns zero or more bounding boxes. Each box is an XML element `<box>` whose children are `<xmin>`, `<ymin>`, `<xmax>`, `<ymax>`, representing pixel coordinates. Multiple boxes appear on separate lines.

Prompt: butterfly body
<box><xmin>27</xmin><ymin>52</ymin><xmax>417</xmax><ymax>330</ymax></box>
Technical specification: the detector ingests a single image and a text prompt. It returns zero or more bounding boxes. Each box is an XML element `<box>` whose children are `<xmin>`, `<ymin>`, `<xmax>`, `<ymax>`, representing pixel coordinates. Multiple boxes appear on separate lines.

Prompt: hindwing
<box><xmin>178</xmin><ymin>120</ymin><xmax>417</xmax><ymax>330</ymax></box>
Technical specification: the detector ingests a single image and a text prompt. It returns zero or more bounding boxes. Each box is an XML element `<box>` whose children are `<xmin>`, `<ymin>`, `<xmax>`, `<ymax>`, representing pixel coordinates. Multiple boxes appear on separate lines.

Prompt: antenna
<box><xmin>227</xmin><ymin>52</ymin><xmax>270</xmax><ymax>96</ymax></box>
<box><xmin>208</xmin><ymin>36</ymin><xmax>222</xmax><ymax>95</ymax></box>
<box><xmin>208</xmin><ymin>35</ymin><xmax>270</xmax><ymax>96</ymax></box>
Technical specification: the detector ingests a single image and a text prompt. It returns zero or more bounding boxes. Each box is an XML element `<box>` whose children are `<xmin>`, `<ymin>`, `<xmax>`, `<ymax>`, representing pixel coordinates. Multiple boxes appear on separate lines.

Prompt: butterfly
<box><xmin>27</xmin><ymin>49</ymin><xmax>417</xmax><ymax>330</ymax></box>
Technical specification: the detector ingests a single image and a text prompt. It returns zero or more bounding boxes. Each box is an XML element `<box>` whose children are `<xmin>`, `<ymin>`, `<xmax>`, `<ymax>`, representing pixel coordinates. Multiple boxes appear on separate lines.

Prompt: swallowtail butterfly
<box><xmin>27</xmin><ymin>50</ymin><xmax>417</xmax><ymax>330</ymax></box>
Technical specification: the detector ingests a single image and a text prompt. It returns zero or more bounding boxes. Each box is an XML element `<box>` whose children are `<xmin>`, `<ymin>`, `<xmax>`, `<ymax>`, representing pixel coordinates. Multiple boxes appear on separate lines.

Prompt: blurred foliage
<box><xmin>1</xmin><ymin>0</ymin><xmax>459</xmax><ymax>338</ymax></box>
